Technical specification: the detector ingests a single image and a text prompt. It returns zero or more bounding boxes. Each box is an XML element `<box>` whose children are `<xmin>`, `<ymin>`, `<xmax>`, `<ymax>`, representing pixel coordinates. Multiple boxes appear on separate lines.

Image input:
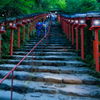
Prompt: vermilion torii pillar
<box><xmin>70</xmin><ymin>15</ymin><xmax>75</xmax><ymax>45</ymax></box>
<box><xmin>78</xmin><ymin>14</ymin><xmax>87</xmax><ymax>59</ymax></box>
<box><xmin>16</xmin><ymin>17</ymin><xmax>23</xmax><ymax>47</ymax></box>
<box><xmin>22</xmin><ymin>18</ymin><xmax>28</xmax><ymax>42</ymax></box>
<box><xmin>67</xmin><ymin>16</ymin><xmax>71</xmax><ymax>41</ymax></box>
<box><xmin>68</xmin><ymin>19</ymin><xmax>71</xmax><ymax>41</ymax></box>
<box><xmin>66</xmin><ymin>18</ymin><xmax>68</xmax><ymax>38</ymax></box>
<box><xmin>74</xmin><ymin>16</ymin><xmax>79</xmax><ymax>51</ymax></box>
<box><xmin>7</xmin><ymin>19</ymin><xmax>17</xmax><ymax>55</ymax></box>
<box><xmin>63</xmin><ymin>18</ymin><xmax>66</xmax><ymax>33</ymax></box>
<box><xmin>27</xmin><ymin>18</ymin><xmax>31</xmax><ymax>39</ymax></box>
<box><xmin>64</xmin><ymin>18</ymin><xmax>67</xmax><ymax>34</ymax></box>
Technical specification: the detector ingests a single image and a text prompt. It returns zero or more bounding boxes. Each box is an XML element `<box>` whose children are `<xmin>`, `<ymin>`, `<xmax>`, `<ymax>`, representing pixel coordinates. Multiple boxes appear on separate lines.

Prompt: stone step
<box><xmin>23</xmin><ymin>93</ymin><xmax>100</xmax><ymax>100</ymax></box>
<box><xmin>28</xmin><ymin>38</ymin><xmax>67</xmax><ymax>42</ymax></box>
<box><xmin>0</xmin><ymin>90</ymin><xmax>24</xmax><ymax>100</ymax></box>
<box><xmin>21</xmin><ymin>45</ymin><xmax>74</xmax><ymax>49</ymax></box>
<box><xmin>13</xmin><ymin>48</ymin><xmax>75</xmax><ymax>52</ymax></box>
<box><xmin>14</xmin><ymin>46</ymin><xmax>74</xmax><ymax>51</ymax></box>
<box><xmin>0</xmin><ymin>59</ymin><xmax>86</xmax><ymax>67</ymax></box>
<box><xmin>27</xmin><ymin>38</ymin><xmax>67</xmax><ymax>41</ymax></box>
<box><xmin>0</xmin><ymin>64</ymin><xmax>90</xmax><ymax>74</ymax></box>
<box><xmin>26</xmin><ymin>39</ymin><xmax>70</xmax><ymax>42</ymax></box>
<box><xmin>0</xmin><ymin>71</ymin><xmax>99</xmax><ymax>85</ymax></box>
<box><xmin>24</xmin><ymin>43</ymin><xmax>71</xmax><ymax>46</ymax></box>
<box><xmin>47</xmin><ymin>46</ymin><xmax>73</xmax><ymax>48</ymax></box>
<box><xmin>0</xmin><ymin>79</ymin><xmax>100</xmax><ymax>99</ymax></box>
<box><xmin>5</xmin><ymin>55</ymin><xmax>77</xmax><ymax>61</ymax></box>
<box><xmin>13</xmin><ymin>51</ymin><xmax>78</xmax><ymax>56</ymax></box>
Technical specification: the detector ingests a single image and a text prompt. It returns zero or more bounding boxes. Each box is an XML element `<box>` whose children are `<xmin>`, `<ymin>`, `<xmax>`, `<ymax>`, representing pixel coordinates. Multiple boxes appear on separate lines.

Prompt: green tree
<box><xmin>0</xmin><ymin>0</ymin><xmax>99</xmax><ymax>17</ymax></box>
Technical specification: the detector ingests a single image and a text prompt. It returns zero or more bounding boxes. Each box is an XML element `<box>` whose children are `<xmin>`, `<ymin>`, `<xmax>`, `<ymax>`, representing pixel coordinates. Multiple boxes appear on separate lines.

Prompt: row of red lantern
<box><xmin>0</xmin><ymin>13</ymin><xmax>47</xmax><ymax>59</ymax></box>
<box><xmin>58</xmin><ymin>14</ymin><xmax>87</xmax><ymax>59</ymax></box>
<box><xmin>57</xmin><ymin>12</ymin><xmax>100</xmax><ymax>72</ymax></box>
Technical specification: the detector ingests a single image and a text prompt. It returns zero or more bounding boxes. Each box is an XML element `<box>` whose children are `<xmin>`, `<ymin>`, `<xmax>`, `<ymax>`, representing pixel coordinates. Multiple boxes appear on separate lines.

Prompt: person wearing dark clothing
<box><xmin>35</xmin><ymin>21</ymin><xmax>42</xmax><ymax>36</ymax></box>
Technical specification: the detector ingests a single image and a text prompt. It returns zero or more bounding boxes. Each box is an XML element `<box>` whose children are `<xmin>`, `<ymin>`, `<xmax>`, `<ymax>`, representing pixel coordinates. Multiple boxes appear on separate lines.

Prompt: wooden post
<box><xmin>10</xmin><ymin>29</ymin><xmax>13</xmax><ymax>55</ymax></box>
<box><xmin>17</xmin><ymin>26</ymin><xmax>20</xmax><ymax>47</ymax></box>
<box><xmin>95</xmin><ymin>29</ymin><xmax>99</xmax><ymax>72</ymax></box>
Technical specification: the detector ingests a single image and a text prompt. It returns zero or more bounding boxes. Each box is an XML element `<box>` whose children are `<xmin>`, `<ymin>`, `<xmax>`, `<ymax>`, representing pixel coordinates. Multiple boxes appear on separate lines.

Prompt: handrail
<box><xmin>0</xmin><ymin>20</ymin><xmax>52</xmax><ymax>84</ymax></box>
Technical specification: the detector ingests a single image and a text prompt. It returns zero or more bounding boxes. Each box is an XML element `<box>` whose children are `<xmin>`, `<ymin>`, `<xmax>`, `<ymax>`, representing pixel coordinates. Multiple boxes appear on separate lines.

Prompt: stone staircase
<box><xmin>0</xmin><ymin>21</ymin><xmax>100</xmax><ymax>100</ymax></box>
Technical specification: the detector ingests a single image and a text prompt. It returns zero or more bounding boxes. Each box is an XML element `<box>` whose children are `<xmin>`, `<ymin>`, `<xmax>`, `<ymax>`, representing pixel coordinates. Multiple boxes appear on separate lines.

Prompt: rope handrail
<box><xmin>0</xmin><ymin>20</ymin><xmax>52</xmax><ymax>84</ymax></box>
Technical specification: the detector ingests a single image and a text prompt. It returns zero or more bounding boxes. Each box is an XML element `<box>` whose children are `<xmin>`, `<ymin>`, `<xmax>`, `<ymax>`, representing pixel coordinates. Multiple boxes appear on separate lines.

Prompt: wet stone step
<box><xmin>0</xmin><ymin>79</ymin><xmax>100</xmax><ymax>98</ymax></box>
<box><xmin>23</xmin><ymin>44</ymin><xmax>72</xmax><ymax>48</ymax></box>
<box><xmin>0</xmin><ymin>90</ymin><xmax>100</xmax><ymax>100</ymax></box>
<box><xmin>0</xmin><ymin>59</ymin><xmax>86</xmax><ymax>67</ymax></box>
<box><xmin>28</xmin><ymin>38</ymin><xmax>66</xmax><ymax>41</ymax></box>
<box><xmin>24</xmin><ymin>43</ymin><xmax>71</xmax><ymax>46</ymax></box>
<box><xmin>13</xmin><ymin>49</ymin><xmax>75</xmax><ymax>52</ymax></box>
<box><xmin>13</xmin><ymin>51</ymin><xmax>78</xmax><ymax>56</ymax></box>
<box><xmin>4</xmin><ymin>55</ymin><xmax>78</xmax><ymax>61</ymax></box>
<box><xmin>28</xmin><ymin>39</ymin><xmax>67</xmax><ymax>42</ymax></box>
<box><xmin>0</xmin><ymin>71</ymin><xmax>99</xmax><ymax>85</ymax></box>
<box><xmin>21</xmin><ymin>45</ymin><xmax>74</xmax><ymax>49</ymax></box>
<box><xmin>23</xmin><ymin>45</ymin><xmax>73</xmax><ymax>48</ymax></box>
<box><xmin>26</xmin><ymin>39</ymin><xmax>68</xmax><ymax>42</ymax></box>
<box><xmin>0</xmin><ymin>90</ymin><xmax>24</xmax><ymax>100</ymax></box>
<box><xmin>14</xmin><ymin>46</ymin><xmax>74</xmax><ymax>51</ymax></box>
<box><xmin>27</xmin><ymin>41</ymin><xmax>47</xmax><ymax>44</ymax></box>
<box><xmin>0</xmin><ymin>64</ymin><xmax>90</xmax><ymax>74</ymax></box>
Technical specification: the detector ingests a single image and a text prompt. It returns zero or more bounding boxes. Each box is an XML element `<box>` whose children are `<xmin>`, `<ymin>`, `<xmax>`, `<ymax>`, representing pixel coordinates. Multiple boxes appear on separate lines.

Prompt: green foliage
<box><xmin>1</xmin><ymin>24</ymin><xmax>34</xmax><ymax>56</ymax></box>
<box><xmin>0</xmin><ymin>0</ymin><xmax>99</xmax><ymax>17</ymax></box>
<box><xmin>79</xmin><ymin>0</ymin><xmax>98</xmax><ymax>13</ymax></box>
<box><xmin>64</xmin><ymin>0</ymin><xmax>98</xmax><ymax>14</ymax></box>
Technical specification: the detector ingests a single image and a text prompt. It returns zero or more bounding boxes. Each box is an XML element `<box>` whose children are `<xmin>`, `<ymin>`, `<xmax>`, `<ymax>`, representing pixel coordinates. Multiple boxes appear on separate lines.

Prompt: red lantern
<box><xmin>22</xmin><ymin>18</ymin><xmax>28</xmax><ymax>42</ymax></box>
<box><xmin>70</xmin><ymin>15</ymin><xmax>75</xmax><ymax>45</ymax></box>
<box><xmin>78</xmin><ymin>14</ymin><xmax>87</xmax><ymax>59</ymax></box>
<box><xmin>26</xmin><ymin>18</ymin><xmax>31</xmax><ymax>39</ymax></box>
<box><xmin>7</xmin><ymin>18</ymin><xmax>17</xmax><ymax>55</ymax></box>
<box><xmin>87</xmin><ymin>12</ymin><xmax>100</xmax><ymax>72</ymax></box>
<box><xmin>16</xmin><ymin>17</ymin><xmax>23</xmax><ymax>47</ymax></box>
<box><xmin>74</xmin><ymin>14</ymin><xmax>79</xmax><ymax>51</ymax></box>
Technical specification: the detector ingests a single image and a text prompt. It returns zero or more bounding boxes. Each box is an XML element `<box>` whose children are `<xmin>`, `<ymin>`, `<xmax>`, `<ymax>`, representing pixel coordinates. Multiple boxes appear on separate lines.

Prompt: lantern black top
<box><xmin>61</xmin><ymin>14</ymin><xmax>66</xmax><ymax>17</ymax></box>
<box><xmin>6</xmin><ymin>17</ymin><xmax>17</xmax><ymax>21</ymax></box>
<box><xmin>75</xmin><ymin>13</ymin><xmax>86</xmax><ymax>18</ymax></box>
<box><xmin>87</xmin><ymin>11</ymin><xmax>100</xmax><ymax>18</ymax></box>
<box><xmin>79</xmin><ymin>13</ymin><xmax>86</xmax><ymax>18</ymax></box>
<box><xmin>71</xmin><ymin>15</ymin><xmax>75</xmax><ymax>18</ymax></box>
<box><xmin>75</xmin><ymin>14</ymin><xmax>80</xmax><ymax>18</ymax></box>
<box><xmin>63</xmin><ymin>15</ymin><xmax>70</xmax><ymax>18</ymax></box>
<box><xmin>17</xmin><ymin>15</ymin><xmax>23</xmax><ymax>20</ymax></box>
